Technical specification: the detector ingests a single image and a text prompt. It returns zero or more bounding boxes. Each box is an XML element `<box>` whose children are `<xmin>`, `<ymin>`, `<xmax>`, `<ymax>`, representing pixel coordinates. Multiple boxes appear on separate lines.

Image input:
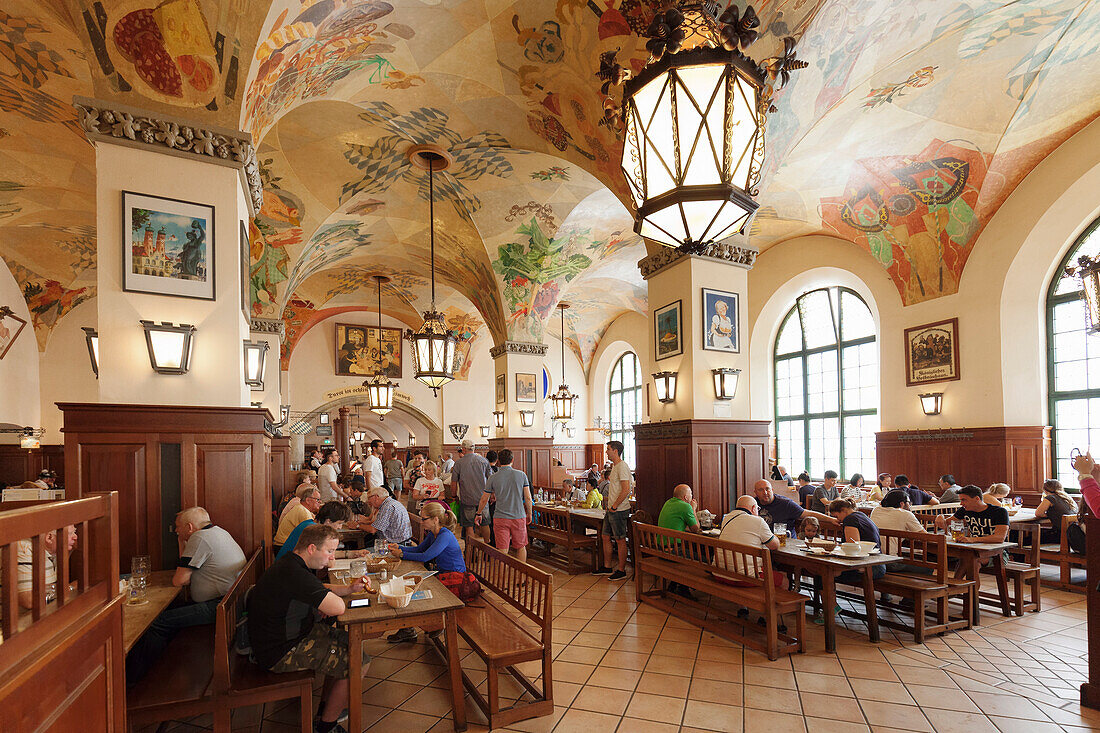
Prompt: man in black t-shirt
<box><xmin>934</xmin><ymin>485</ymin><xmax>1009</xmax><ymax>542</ymax></box>
<box><xmin>248</xmin><ymin>524</ymin><xmax>367</xmax><ymax>733</ymax></box>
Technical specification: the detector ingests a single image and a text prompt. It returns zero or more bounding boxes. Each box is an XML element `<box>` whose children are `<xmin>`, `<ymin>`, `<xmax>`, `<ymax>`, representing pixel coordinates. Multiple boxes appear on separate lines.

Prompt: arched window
<box><xmin>1047</xmin><ymin>216</ymin><xmax>1100</xmax><ymax>486</ymax></box>
<box><xmin>774</xmin><ymin>287</ymin><xmax>878</xmax><ymax>479</ymax></box>
<box><xmin>608</xmin><ymin>352</ymin><xmax>642</xmax><ymax>467</ymax></box>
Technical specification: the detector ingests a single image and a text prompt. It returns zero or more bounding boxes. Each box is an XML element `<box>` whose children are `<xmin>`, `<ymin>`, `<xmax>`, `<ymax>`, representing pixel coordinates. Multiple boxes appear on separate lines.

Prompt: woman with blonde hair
<box><xmin>983</xmin><ymin>483</ymin><xmax>1012</xmax><ymax>507</ymax></box>
<box><xmin>412</xmin><ymin>461</ymin><xmax>444</xmax><ymax>503</ymax></box>
<box><xmin>1035</xmin><ymin>479</ymin><xmax>1078</xmax><ymax>543</ymax></box>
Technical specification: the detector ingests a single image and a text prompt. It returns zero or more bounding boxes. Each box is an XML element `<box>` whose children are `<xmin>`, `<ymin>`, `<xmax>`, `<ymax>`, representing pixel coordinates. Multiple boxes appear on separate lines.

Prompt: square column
<box><xmin>490</xmin><ymin>340</ymin><xmax>549</xmax><ymax>438</ymax></box>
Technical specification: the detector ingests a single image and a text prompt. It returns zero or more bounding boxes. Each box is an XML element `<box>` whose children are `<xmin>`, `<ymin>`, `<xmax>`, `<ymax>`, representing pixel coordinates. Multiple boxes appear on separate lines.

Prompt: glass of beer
<box><xmin>774</xmin><ymin>523</ymin><xmax>787</xmax><ymax>547</ymax></box>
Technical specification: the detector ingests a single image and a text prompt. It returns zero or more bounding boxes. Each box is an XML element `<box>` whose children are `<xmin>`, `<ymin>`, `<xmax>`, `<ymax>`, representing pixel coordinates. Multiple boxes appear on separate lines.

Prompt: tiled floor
<box><xmin>146</xmin><ymin>560</ymin><xmax>1099</xmax><ymax>733</ymax></box>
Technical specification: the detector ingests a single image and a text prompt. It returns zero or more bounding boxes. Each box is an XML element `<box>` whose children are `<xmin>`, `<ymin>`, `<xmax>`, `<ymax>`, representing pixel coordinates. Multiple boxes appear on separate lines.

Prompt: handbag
<box><xmin>438</xmin><ymin>570</ymin><xmax>481</xmax><ymax>602</ymax></box>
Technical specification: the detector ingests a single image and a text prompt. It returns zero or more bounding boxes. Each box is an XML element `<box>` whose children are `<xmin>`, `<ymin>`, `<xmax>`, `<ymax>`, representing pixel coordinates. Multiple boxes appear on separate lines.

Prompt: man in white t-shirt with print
<box><xmin>594</xmin><ymin>440</ymin><xmax>633</xmax><ymax>581</ymax></box>
<box><xmin>317</xmin><ymin>449</ymin><xmax>342</xmax><ymax>502</ymax></box>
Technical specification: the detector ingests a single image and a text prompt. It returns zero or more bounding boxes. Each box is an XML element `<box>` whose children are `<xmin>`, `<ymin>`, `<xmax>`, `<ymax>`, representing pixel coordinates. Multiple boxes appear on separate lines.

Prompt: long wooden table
<box><xmin>771</xmin><ymin>543</ymin><xmax>899</xmax><ymax>653</ymax></box>
<box><xmin>339</xmin><ymin>567</ymin><xmax>466</xmax><ymax>732</ymax></box>
<box><xmin>122</xmin><ymin>570</ymin><xmax>181</xmax><ymax>653</ymax></box>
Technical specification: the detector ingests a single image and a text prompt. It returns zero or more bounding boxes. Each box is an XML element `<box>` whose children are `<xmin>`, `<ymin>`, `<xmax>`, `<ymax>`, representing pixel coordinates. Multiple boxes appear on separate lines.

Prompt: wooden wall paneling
<box><xmin>584</xmin><ymin>444</ymin><xmax>605</xmax><ymax>469</ymax></box>
<box><xmin>534</xmin><ymin>448</ymin><xmax>551</xmax><ymax>488</ymax></box>
<box><xmin>738</xmin><ymin>440</ymin><xmax>767</xmax><ymax>503</ymax></box>
<box><xmin>695</xmin><ymin>442</ymin><xmax>724</xmax><ymax>518</ymax></box>
<box><xmin>634</xmin><ymin>443</ymin><xmax>664</xmax><ymax>519</ymax></box>
<box><xmin>196</xmin><ymin>441</ymin><xmax>255</xmax><ymax>554</ymax></box>
<box><xmin>76</xmin><ymin>441</ymin><xmax>148</xmax><ymax>569</ymax></box>
<box><xmin>270</xmin><ymin>437</ymin><xmax>290</xmax><ymax>510</ymax></box>
<box><xmin>0</xmin><ymin>447</ymin><xmax>32</xmax><ymax>487</ymax></box>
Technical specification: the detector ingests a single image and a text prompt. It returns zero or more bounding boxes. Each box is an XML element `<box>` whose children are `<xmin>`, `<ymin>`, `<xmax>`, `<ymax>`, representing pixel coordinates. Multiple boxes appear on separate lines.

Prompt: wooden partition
<box><xmin>0</xmin><ymin>493</ymin><xmax>125</xmax><ymax>730</ymax></box>
<box><xmin>0</xmin><ymin>444</ymin><xmax>65</xmax><ymax>487</ymax></box>
<box><xmin>487</xmin><ymin>437</ymin><xmax>553</xmax><ymax>488</ymax></box>
<box><xmin>634</xmin><ymin>419</ymin><xmax>771</xmax><ymax>520</ymax></box>
<box><xmin>875</xmin><ymin>426</ymin><xmax>1051</xmax><ymax>504</ymax></box>
<box><xmin>59</xmin><ymin>403</ymin><xmax>274</xmax><ymax>571</ymax></box>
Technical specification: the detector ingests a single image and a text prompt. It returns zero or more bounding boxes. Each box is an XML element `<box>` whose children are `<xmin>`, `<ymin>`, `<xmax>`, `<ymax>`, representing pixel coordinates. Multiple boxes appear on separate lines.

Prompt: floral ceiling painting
<box><xmin>6</xmin><ymin>0</ymin><xmax>1100</xmax><ymax>358</ymax></box>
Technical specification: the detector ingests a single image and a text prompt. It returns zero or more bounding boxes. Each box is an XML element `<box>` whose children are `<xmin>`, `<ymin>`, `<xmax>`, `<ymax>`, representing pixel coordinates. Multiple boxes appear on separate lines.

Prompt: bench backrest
<box><xmin>911</xmin><ymin>503</ymin><xmax>960</xmax><ymax>517</ymax></box>
<box><xmin>1062</xmin><ymin>514</ymin><xmax>1079</xmax><ymax>553</ymax></box>
<box><xmin>531</xmin><ymin>505</ymin><xmax>571</xmax><ymax>534</ymax></box>
<box><xmin>465</xmin><ymin>539</ymin><xmax>552</xmax><ymax>643</ymax></box>
<box><xmin>632</xmin><ymin>522</ymin><xmax>775</xmax><ymax>602</ymax></box>
<box><xmin>876</xmin><ymin>528</ymin><xmax>947</xmax><ymax>582</ymax></box>
<box><xmin>214</xmin><ymin>546</ymin><xmax>264</xmax><ymax>692</ymax></box>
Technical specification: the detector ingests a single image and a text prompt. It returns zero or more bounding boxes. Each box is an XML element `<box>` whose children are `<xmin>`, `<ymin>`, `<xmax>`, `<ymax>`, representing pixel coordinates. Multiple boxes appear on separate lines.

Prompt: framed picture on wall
<box><xmin>122</xmin><ymin>190</ymin><xmax>215</xmax><ymax>300</ymax></box>
<box><xmin>335</xmin><ymin>323</ymin><xmax>402</xmax><ymax>377</ymax></box>
<box><xmin>495</xmin><ymin>373</ymin><xmax>506</xmax><ymax>404</ymax></box>
<box><xmin>654</xmin><ymin>299</ymin><xmax>683</xmax><ymax>361</ymax></box>
<box><xmin>904</xmin><ymin>317</ymin><xmax>961</xmax><ymax>386</ymax></box>
<box><xmin>0</xmin><ymin>306</ymin><xmax>28</xmax><ymax>360</ymax></box>
<box><xmin>516</xmin><ymin>372</ymin><xmax>537</xmax><ymax>403</ymax></box>
<box><xmin>701</xmin><ymin>288</ymin><xmax>739</xmax><ymax>353</ymax></box>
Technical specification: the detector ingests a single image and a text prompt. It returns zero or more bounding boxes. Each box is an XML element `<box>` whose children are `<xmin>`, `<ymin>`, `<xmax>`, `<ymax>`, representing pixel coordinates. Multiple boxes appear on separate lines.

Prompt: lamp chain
<box><xmin>429</xmin><ymin>163</ymin><xmax>436</xmax><ymax>310</ymax></box>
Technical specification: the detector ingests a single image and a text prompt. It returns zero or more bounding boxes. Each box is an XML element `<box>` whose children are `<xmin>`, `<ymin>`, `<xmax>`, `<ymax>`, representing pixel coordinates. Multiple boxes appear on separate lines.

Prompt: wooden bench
<box><xmin>911</xmin><ymin>503</ymin><xmax>961</xmax><ymax>530</ymax></box>
<box><xmin>527</xmin><ymin>505</ymin><xmax>598</xmax><ymax>573</ymax></box>
<box><xmin>1040</xmin><ymin>514</ymin><xmax>1087</xmax><ymax>591</ymax></box>
<box><xmin>873</xmin><ymin>529</ymin><xmax>973</xmax><ymax>643</ymax></box>
<box><xmin>633</xmin><ymin>522</ymin><xmax>807</xmax><ymax>661</ymax></box>
<box><xmin>211</xmin><ymin>548</ymin><xmax>313</xmax><ymax>731</ymax></box>
<box><xmin>453</xmin><ymin>539</ymin><xmax>553</xmax><ymax>729</ymax></box>
<box><xmin>126</xmin><ymin>619</ymin><xmax>217</xmax><ymax>728</ymax></box>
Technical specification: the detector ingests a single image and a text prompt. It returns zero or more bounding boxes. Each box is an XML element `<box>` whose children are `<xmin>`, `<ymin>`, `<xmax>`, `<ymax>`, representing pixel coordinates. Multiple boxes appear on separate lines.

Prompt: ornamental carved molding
<box><xmin>73</xmin><ymin>96</ymin><xmax>263</xmax><ymax>216</ymax></box>
<box><xmin>489</xmin><ymin>341</ymin><xmax>549</xmax><ymax>358</ymax></box>
<box><xmin>638</xmin><ymin>241</ymin><xmax>759</xmax><ymax>280</ymax></box>
<box><xmin>634</xmin><ymin>422</ymin><xmax>690</xmax><ymax>439</ymax></box>
<box><xmin>250</xmin><ymin>317</ymin><xmax>285</xmax><ymax>338</ymax></box>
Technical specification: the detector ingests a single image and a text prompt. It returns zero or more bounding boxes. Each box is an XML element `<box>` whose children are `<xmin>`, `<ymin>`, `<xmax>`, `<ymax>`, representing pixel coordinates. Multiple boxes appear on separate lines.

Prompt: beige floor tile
<box><xmin>616</xmin><ymin>718</ymin><xmax>679</xmax><ymax>732</ymax></box>
<box><xmin>557</xmin><ymin>644</ymin><xmax>608</xmax><ymax>666</ymax></box>
<box><xmin>601</xmin><ymin>650</ymin><xmax>651</xmax><ymax>670</ymax></box>
<box><xmin>984</xmin><ymin>719</ymin><xmax>1063</xmax><ymax>733</ymax></box>
<box><xmin>652</xmin><ymin>639</ymin><xmax>699</xmax><ymax>658</ymax></box>
<box><xmin>572</xmin><ymin>686</ymin><xmax>633</xmax><ymax>716</ymax></box>
<box><xmin>859</xmin><ymin>700</ymin><xmax>933</xmax><ymax>732</ymax></box>
<box><xmin>364</xmin><ymin>709</ymin><xmax>439</xmax><ymax>733</ymax></box>
<box><xmin>364</xmin><ymin>680</ymin><xmax>423</xmax><ymax>708</ymax></box>
<box><xmin>590</xmin><ymin>664</ymin><xmax>643</xmax><ymax>689</ymax></box>
<box><xmin>609</xmin><ymin>635</ymin><xmax>658</xmax><ymax>654</ymax></box>
<box><xmin>919</xmin><ymin>709</ymin><xmax>1000</xmax><ymax>733</ymax></box>
<box><xmin>740</xmin><ymin>665</ymin><xmax>796</xmax><ymax>689</ymax></box>
<box><xmin>624</xmin><ymin>692</ymin><xmax>686</xmax><ymax>725</ymax></box>
<box><xmin>696</xmin><ymin>643</ymin><xmax>743</xmax><ymax>663</ymax></box>
<box><xmin>847</xmin><ymin>679</ymin><xmax>915</xmax><ymax>705</ymax></box>
<box><xmin>843</xmin><ymin>660</ymin><xmax>900</xmax><ymax>682</ymax></box>
<box><xmin>687</xmin><ymin>678</ymin><xmax>744</xmax><ymax>706</ymax></box>
<box><xmin>965</xmin><ymin>690</ymin><xmax>1050</xmax><ymax>720</ymax></box>
<box><xmin>501</xmin><ymin>705</ymin><xmax>566</xmax><ymax>732</ymax></box>
<box><xmin>390</xmin><ymin>661</ymin><xmax>446</xmax><ymax>686</ymax></box>
<box><xmin>399</xmin><ymin>685</ymin><xmax>460</xmax><ymax>717</ymax></box>
<box><xmin>743</xmin><ymin>708</ymin><xmax>808</xmax><ymax>733</ymax></box>
<box><xmin>744</xmin><ymin>684</ymin><xmax>801</xmax><ymax>713</ymax></box>
<box><xmin>635</xmin><ymin>671</ymin><xmax>691</xmax><ymax>699</ymax></box>
<box><xmin>804</xmin><ymin>717</ymin><xmax>871</xmax><ymax>733</ymax></box>
<box><xmin>795</xmin><ymin>671</ymin><xmax>855</xmax><ymax>697</ymax></box>
<box><xmin>644</xmin><ymin>654</ymin><xmax>695</xmax><ymax>677</ymax></box>
<box><xmin>658</xmin><ymin>625</ymin><xmax>702</xmax><ymax>643</ymax></box>
<box><xmin>791</xmin><ymin>654</ymin><xmax>845</xmax><ymax>676</ymax></box>
<box><xmin>553</xmin><ymin>708</ymin><xmax>622</xmax><ymax>733</ymax></box>
<box><xmin>682</xmin><ymin>700</ymin><xmax>744</xmax><ymax>733</ymax></box>
<box><xmin>572</xmin><ymin>631</ymin><xmax>617</xmax><ymax>649</ymax></box>
<box><xmin>893</xmin><ymin>666</ymin><xmax>958</xmax><ymax>688</ymax></box>
<box><xmin>799</xmin><ymin>692</ymin><xmax>865</xmax><ymax>723</ymax></box>
<box><xmin>692</xmin><ymin>659</ymin><xmax>744</xmax><ymax>682</ymax></box>
<box><xmin>554</xmin><ymin>661</ymin><xmax>596</xmax><ymax>685</ymax></box>
<box><xmin>906</xmin><ymin>685</ymin><xmax>981</xmax><ymax>713</ymax></box>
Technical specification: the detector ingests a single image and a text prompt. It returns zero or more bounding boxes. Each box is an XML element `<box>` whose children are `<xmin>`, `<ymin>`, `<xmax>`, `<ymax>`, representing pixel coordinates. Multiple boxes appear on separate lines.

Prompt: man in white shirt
<box><xmin>365</xmin><ymin>439</ymin><xmax>385</xmax><ymax>495</ymax></box>
<box><xmin>442</xmin><ymin>452</ymin><xmax>455</xmax><ymax>474</ymax></box>
<box><xmin>715</xmin><ymin>495</ymin><xmax>780</xmax><ymax>579</ymax></box>
<box><xmin>317</xmin><ymin>450</ymin><xmax>342</xmax><ymax>502</ymax></box>
<box><xmin>594</xmin><ymin>440</ymin><xmax>633</xmax><ymax>581</ymax></box>
<box><xmin>869</xmin><ymin>489</ymin><xmax>929</xmax><ymax>586</ymax></box>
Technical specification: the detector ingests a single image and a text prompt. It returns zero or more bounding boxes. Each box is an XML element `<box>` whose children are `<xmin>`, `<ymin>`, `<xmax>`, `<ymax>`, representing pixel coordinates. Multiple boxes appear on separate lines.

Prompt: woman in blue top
<box><xmin>385</xmin><ymin>500</ymin><xmax>464</xmax><ymax>644</ymax></box>
<box><xmin>387</xmin><ymin>500</ymin><xmax>465</xmax><ymax>572</ymax></box>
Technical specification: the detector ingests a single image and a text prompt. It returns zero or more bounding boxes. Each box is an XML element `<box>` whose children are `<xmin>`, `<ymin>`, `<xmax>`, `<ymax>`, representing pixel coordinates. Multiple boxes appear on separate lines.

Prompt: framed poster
<box><xmin>335</xmin><ymin>323</ymin><xmax>402</xmax><ymax>377</ymax></box>
<box><xmin>654</xmin><ymin>299</ymin><xmax>683</xmax><ymax>361</ymax></box>
<box><xmin>239</xmin><ymin>220</ymin><xmax>250</xmax><ymax>318</ymax></box>
<box><xmin>701</xmin><ymin>288</ymin><xmax>739</xmax><ymax>353</ymax></box>
<box><xmin>122</xmin><ymin>190</ymin><xmax>215</xmax><ymax>299</ymax></box>
<box><xmin>516</xmin><ymin>372</ymin><xmax>537</xmax><ymax>403</ymax></box>
<box><xmin>0</xmin><ymin>306</ymin><xmax>28</xmax><ymax>360</ymax></box>
<box><xmin>495</xmin><ymin>373</ymin><xmax>506</xmax><ymax>404</ymax></box>
<box><xmin>904</xmin><ymin>317</ymin><xmax>960</xmax><ymax>386</ymax></box>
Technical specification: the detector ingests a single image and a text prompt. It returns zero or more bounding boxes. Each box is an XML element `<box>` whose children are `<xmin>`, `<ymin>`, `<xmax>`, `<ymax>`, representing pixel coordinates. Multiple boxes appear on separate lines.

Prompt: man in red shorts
<box><xmin>476</xmin><ymin>448</ymin><xmax>533</xmax><ymax>562</ymax></box>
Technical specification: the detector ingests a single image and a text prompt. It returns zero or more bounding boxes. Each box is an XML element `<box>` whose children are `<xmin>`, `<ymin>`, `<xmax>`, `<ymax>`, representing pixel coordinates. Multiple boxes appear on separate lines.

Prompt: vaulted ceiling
<box><xmin>3</xmin><ymin>0</ymin><xmax>1100</xmax><ymax>378</ymax></box>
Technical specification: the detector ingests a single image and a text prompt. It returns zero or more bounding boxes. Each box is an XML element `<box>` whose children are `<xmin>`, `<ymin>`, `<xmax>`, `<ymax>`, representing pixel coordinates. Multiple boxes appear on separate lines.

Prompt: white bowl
<box><xmin>840</xmin><ymin>543</ymin><xmax>862</xmax><ymax>556</ymax></box>
<box><xmin>858</xmin><ymin>541</ymin><xmax>878</xmax><ymax>554</ymax></box>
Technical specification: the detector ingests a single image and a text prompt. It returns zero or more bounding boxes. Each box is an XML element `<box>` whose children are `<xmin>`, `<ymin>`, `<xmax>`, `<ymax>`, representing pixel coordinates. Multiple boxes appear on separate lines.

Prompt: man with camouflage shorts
<box><xmin>248</xmin><ymin>524</ymin><xmax>368</xmax><ymax>733</ymax></box>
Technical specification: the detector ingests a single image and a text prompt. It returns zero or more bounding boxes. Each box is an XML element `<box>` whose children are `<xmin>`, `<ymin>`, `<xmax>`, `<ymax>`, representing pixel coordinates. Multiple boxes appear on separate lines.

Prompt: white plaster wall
<box><xmin>39</xmin><ymin>296</ymin><xmax>99</xmax><ymax>440</ymax></box>
<box><xmin>542</xmin><ymin>330</ymin><xmax>587</xmax><ymax>442</ymax></box>
<box><xmin>0</xmin><ymin>259</ymin><xmax>40</xmax><ymax>433</ymax></box>
<box><xmin>589</xmin><ymin>310</ymin><xmax>652</xmax><ymax>427</ymax></box>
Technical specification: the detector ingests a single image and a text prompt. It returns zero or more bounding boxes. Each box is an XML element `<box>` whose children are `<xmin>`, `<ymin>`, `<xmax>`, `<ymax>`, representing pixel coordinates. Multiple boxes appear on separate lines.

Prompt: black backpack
<box><xmin>1067</xmin><ymin>521</ymin><xmax>1087</xmax><ymax>555</ymax></box>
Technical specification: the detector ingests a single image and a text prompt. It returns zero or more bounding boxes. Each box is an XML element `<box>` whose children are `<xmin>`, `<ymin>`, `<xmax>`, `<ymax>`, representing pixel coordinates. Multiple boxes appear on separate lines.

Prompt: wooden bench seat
<box><xmin>633</xmin><ymin>522</ymin><xmax>807</xmax><ymax>661</ymax></box>
<box><xmin>1039</xmin><ymin>515</ymin><xmax>1086</xmax><ymax>591</ymax></box>
<box><xmin>451</xmin><ymin>539</ymin><xmax>553</xmax><ymax>730</ymax></box>
<box><xmin>528</xmin><ymin>505</ymin><xmax>597</xmax><ymax>574</ymax></box>
<box><xmin>126</xmin><ymin>625</ymin><xmax>216</xmax><ymax>727</ymax></box>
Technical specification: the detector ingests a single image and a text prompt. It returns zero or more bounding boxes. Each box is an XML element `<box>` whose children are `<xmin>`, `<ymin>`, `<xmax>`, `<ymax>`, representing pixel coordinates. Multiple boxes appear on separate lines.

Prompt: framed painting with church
<box><xmin>122</xmin><ymin>190</ymin><xmax>215</xmax><ymax>300</ymax></box>
<box><xmin>335</xmin><ymin>323</ymin><xmax>402</xmax><ymax>378</ymax></box>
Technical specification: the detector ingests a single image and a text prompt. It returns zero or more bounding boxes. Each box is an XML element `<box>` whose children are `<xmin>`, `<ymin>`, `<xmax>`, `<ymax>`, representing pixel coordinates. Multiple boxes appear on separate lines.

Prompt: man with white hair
<box><xmin>127</xmin><ymin>506</ymin><xmax>246</xmax><ymax>683</ymax></box>
<box><xmin>363</xmin><ymin>485</ymin><xmax>412</xmax><ymax>544</ymax></box>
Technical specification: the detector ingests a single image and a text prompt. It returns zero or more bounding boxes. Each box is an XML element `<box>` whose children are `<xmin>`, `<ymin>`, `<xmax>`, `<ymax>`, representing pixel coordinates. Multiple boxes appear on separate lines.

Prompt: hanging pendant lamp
<box><xmin>366</xmin><ymin>274</ymin><xmax>395</xmax><ymax>418</ymax></box>
<box><xmin>551</xmin><ymin>302</ymin><xmax>576</xmax><ymax>421</ymax></box>
<box><xmin>404</xmin><ymin>145</ymin><xmax>459</xmax><ymax>394</ymax></box>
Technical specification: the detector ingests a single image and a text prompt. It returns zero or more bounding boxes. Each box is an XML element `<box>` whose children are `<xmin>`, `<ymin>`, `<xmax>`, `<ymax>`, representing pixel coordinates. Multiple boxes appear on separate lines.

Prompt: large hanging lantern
<box><xmin>1066</xmin><ymin>255</ymin><xmax>1100</xmax><ymax>333</ymax></box>
<box><xmin>367</xmin><ymin>275</ymin><xmax>396</xmax><ymax>417</ymax></box>
<box><xmin>405</xmin><ymin>145</ymin><xmax>459</xmax><ymax>394</ymax></box>
<box><xmin>602</xmin><ymin>2</ymin><xmax>804</xmax><ymax>253</ymax></box>
<box><xmin>551</xmin><ymin>303</ymin><xmax>576</xmax><ymax>421</ymax></box>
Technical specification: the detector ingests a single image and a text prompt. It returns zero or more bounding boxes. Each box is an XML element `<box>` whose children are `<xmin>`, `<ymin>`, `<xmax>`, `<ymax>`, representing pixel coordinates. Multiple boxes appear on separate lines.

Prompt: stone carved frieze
<box><xmin>638</xmin><ymin>241</ymin><xmax>759</xmax><ymax>280</ymax></box>
<box><xmin>489</xmin><ymin>341</ymin><xmax>549</xmax><ymax>358</ymax></box>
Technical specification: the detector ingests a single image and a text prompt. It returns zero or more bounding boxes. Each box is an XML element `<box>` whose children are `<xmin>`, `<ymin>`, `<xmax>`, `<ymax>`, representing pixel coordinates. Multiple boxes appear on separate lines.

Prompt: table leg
<box><xmin>861</xmin><ymin>568</ymin><xmax>880</xmax><ymax>643</ymax></box>
<box><xmin>992</xmin><ymin>553</ymin><xmax>1011</xmax><ymax>617</ymax></box>
<box><xmin>968</xmin><ymin>555</ymin><xmax>982</xmax><ymax>625</ymax></box>
<box><xmin>348</xmin><ymin>623</ymin><xmax>363</xmax><ymax>733</ymax></box>
<box><xmin>445</xmin><ymin>609</ymin><xmax>467</xmax><ymax>732</ymax></box>
<box><xmin>822</xmin><ymin>570</ymin><xmax>838</xmax><ymax>653</ymax></box>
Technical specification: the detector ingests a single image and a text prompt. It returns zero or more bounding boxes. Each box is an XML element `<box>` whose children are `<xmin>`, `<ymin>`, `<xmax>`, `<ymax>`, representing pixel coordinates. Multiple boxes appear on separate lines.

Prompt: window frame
<box><xmin>773</xmin><ymin>286</ymin><xmax>877</xmax><ymax>480</ymax></box>
<box><xmin>1046</xmin><ymin>215</ymin><xmax>1100</xmax><ymax>485</ymax></box>
<box><xmin>608</xmin><ymin>351</ymin><xmax>642</xmax><ymax>468</ymax></box>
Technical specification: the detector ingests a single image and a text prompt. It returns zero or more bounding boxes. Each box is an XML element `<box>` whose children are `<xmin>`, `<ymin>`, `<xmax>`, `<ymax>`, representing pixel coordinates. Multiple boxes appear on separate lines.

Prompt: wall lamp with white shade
<box><xmin>140</xmin><ymin>320</ymin><xmax>195</xmax><ymax>375</ymax></box>
<box><xmin>519</xmin><ymin>410</ymin><xmax>535</xmax><ymax>428</ymax></box>
<box><xmin>479</xmin><ymin>425</ymin><xmax>490</xmax><ymax>438</ymax></box>
<box><xmin>653</xmin><ymin>371</ymin><xmax>678</xmax><ymax>403</ymax></box>
<box><xmin>712</xmin><ymin>367</ymin><xmax>740</xmax><ymax>400</ymax></box>
<box><xmin>243</xmin><ymin>339</ymin><xmax>268</xmax><ymax>389</ymax></box>
<box><xmin>919</xmin><ymin>392</ymin><xmax>943</xmax><ymax>416</ymax></box>
<box><xmin>493</xmin><ymin>410</ymin><xmax>504</xmax><ymax>429</ymax></box>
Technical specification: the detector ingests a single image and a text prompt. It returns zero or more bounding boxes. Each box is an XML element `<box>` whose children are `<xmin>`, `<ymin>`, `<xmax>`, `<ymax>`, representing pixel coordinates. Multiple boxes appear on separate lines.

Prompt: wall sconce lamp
<box><xmin>243</xmin><ymin>339</ymin><xmax>268</xmax><ymax>389</ymax></box>
<box><xmin>140</xmin><ymin>320</ymin><xmax>196</xmax><ymax>375</ymax></box>
<box><xmin>919</xmin><ymin>392</ymin><xmax>943</xmax><ymax>416</ymax></box>
<box><xmin>273</xmin><ymin>404</ymin><xmax>291</xmax><ymax>427</ymax></box>
<box><xmin>711</xmin><ymin>368</ymin><xmax>740</xmax><ymax>400</ymax></box>
<box><xmin>353</xmin><ymin>430</ymin><xmax>365</xmax><ymax>442</ymax></box>
<box><xmin>408</xmin><ymin>433</ymin><xmax>416</xmax><ymax>447</ymax></box>
<box><xmin>493</xmin><ymin>410</ymin><xmax>504</xmax><ymax>429</ymax></box>
<box><xmin>479</xmin><ymin>425</ymin><xmax>490</xmax><ymax>438</ymax></box>
<box><xmin>82</xmin><ymin>327</ymin><xmax>99</xmax><ymax>378</ymax></box>
<box><xmin>319</xmin><ymin>412</ymin><xmax>330</xmax><ymax>425</ymax></box>
<box><xmin>519</xmin><ymin>410</ymin><xmax>535</xmax><ymax>428</ymax></box>
<box><xmin>653</xmin><ymin>371</ymin><xmax>678</xmax><ymax>403</ymax></box>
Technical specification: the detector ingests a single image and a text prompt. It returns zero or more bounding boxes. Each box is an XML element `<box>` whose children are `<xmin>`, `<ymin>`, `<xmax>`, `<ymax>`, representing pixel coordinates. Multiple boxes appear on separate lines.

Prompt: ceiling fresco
<box><xmin>3</xmin><ymin>0</ymin><xmax>1100</xmax><ymax>358</ymax></box>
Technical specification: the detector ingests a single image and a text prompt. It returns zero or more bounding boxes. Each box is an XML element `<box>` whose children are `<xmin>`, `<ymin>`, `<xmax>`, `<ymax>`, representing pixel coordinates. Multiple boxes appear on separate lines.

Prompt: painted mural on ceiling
<box><xmin>6</xmin><ymin>0</ymin><xmax>1100</xmax><ymax>354</ymax></box>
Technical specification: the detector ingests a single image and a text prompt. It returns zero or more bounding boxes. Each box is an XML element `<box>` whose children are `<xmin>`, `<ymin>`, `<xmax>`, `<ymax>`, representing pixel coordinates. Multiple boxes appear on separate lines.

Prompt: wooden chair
<box><xmin>873</xmin><ymin>528</ymin><xmax>973</xmax><ymax>643</ymax></box>
<box><xmin>1004</xmin><ymin>522</ymin><xmax>1041</xmax><ymax>614</ymax></box>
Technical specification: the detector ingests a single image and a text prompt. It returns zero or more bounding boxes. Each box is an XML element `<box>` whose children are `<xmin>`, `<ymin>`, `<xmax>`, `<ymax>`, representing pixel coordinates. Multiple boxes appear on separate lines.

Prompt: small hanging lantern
<box><xmin>1066</xmin><ymin>255</ymin><xmax>1100</xmax><ymax>333</ymax></box>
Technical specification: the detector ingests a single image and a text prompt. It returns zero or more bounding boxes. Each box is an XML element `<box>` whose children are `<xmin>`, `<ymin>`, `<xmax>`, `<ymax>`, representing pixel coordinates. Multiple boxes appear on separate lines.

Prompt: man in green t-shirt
<box><xmin>657</xmin><ymin>484</ymin><xmax>701</xmax><ymax>599</ymax></box>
